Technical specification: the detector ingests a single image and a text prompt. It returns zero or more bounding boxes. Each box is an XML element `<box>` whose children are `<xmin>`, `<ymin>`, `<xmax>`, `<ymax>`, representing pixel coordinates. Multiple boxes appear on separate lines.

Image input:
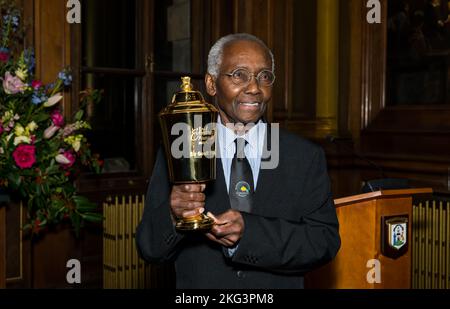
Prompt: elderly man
<box><xmin>137</xmin><ymin>33</ymin><xmax>340</xmax><ymax>289</ymax></box>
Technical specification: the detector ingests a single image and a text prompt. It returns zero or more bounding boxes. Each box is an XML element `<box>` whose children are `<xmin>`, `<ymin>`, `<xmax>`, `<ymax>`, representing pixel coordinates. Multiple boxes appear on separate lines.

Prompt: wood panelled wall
<box><xmin>348</xmin><ymin>0</ymin><xmax>450</xmax><ymax>195</ymax></box>
<box><xmin>6</xmin><ymin>0</ymin><xmax>449</xmax><ymax>288</ymax></box>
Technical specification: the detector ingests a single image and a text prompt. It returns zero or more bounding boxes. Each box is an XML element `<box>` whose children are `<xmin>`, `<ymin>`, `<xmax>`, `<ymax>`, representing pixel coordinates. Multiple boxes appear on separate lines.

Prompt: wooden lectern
<box><xmin>306</xmin><ymin>188</ymin><xmax>432</xmax><ymax>289</ymax></box>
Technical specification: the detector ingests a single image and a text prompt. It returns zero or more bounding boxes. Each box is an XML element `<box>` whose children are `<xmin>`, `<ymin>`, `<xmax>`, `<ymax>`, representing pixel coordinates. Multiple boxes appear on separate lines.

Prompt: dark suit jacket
<box><xmin>136</xmin><ymin>128</ymin><xmax>340</xmax><ymax>288</ymax></box>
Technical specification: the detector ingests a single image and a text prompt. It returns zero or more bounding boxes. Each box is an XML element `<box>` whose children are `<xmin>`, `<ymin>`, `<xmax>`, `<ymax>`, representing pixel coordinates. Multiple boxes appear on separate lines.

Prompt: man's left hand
<box><xmin>206</xmin><ymin>210</ymin><xmax>244</xmax><ymax>247</ymax></box>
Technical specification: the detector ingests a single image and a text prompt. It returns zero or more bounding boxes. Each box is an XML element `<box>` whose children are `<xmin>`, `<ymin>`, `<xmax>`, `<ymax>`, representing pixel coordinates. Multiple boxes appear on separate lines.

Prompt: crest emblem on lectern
<box><xmin>381</xmin><ymin>215</ymin><xmax>409</xmax><ymax>258</ymax></box>
<box><xmin>388</xmin><ymin>222</ymin><xmax>407</xmax><ymax>250</ymax></box>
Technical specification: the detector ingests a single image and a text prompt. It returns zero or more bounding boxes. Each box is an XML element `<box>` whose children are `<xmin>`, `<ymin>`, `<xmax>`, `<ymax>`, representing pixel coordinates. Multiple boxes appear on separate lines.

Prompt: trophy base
<box><xmin>175</xmin><ymin>214</ymin><xmax>214</xmax><ymax>231</ymax></box>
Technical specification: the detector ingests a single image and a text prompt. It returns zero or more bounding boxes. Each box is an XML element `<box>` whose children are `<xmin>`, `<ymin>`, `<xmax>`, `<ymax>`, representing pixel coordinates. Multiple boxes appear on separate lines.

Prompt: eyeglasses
<box><xmin>222</xmin><ymin>68</ymin><xmax>276</xmax><ymax>87</ymax></box>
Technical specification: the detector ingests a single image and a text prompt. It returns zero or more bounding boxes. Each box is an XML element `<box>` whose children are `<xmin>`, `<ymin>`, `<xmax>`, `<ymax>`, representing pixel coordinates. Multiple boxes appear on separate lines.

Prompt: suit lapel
<box><xmin>253</xmin><ymin>123</ymin><xmax>281</xmax><ymax>215</ymax></box>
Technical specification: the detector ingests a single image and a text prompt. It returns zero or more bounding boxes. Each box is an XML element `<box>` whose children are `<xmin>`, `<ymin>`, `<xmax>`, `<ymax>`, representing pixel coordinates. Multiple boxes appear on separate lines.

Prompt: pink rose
<box><xmin>2</xmin><ymin>72</ymin><xmax>26</xmax><ymax>94</ymax></box>
<box><xmin>0</xmin><ymin>51</ymin><xmax>9</xmax><ymax>63</ymax></box>
<box><xmin>51</xmin><ymin>110</ymin><xmax>64</xmax><ymax>127</ymax></box>
<box><xmin>31</xmin><ymin>80</ymin><xmax>43</xmax><ymax>89</ymax></box>
<box><xmin>12</xmin><ymin>144</ymin><xmax>36</xmax><ymax>169</ymax></box>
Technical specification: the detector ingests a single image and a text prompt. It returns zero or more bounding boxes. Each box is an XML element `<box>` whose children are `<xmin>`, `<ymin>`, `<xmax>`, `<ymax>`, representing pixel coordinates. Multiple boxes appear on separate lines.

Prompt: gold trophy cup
<box><xmin>159</xmin><ymin>77</ymin><xmax>217</xmax><ymax>231</ymax></box>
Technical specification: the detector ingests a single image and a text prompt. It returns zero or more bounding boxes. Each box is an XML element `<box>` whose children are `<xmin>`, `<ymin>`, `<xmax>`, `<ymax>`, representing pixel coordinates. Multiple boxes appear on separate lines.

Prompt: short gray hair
<box><xmin>207</xmin><ymin>33</ymin><xmax>275</xmax><ymax>78</ymax></box>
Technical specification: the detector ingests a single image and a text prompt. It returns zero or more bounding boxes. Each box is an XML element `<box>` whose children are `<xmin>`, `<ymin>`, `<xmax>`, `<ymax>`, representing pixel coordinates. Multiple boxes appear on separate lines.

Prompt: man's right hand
<box><xmin>170</xmin><ymin>184</ymin><xmax>206</xmax><ymax>219</ymax></box>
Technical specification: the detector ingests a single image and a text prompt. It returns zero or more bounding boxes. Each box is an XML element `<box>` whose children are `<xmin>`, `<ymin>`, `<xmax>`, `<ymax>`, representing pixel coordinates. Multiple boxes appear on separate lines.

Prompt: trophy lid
<box><xmin>159</xmin><ymin>76</ymin><xmax>218</xmax><ymax>116</ymax></box>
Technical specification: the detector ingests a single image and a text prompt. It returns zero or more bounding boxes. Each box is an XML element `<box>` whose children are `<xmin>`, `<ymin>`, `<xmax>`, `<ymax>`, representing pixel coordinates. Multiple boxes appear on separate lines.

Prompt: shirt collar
<box><xmin>217</xmin><ymin>115</ymin><xmax>265</xmax><ymax>152</ymax></box>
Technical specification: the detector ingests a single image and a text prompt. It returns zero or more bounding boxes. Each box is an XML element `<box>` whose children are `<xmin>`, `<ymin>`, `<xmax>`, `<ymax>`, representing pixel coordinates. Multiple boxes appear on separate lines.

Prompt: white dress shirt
<box><xmin>216</xmin><ymin>116</ymin><xmax>266</xmax><ymax>191</ymax></box>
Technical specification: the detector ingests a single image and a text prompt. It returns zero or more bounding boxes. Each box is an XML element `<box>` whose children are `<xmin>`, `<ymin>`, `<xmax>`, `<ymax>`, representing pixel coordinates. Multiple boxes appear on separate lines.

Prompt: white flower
<box><xmin>43</xmin><ymin>93</ymin><xmax>63</xmax><ymax>107</ymax></box>
<box><xmin>13</xmin><ymin>135</ymin><xmax>31</xmax><ymax>146</ymax></box>
<box><xmin>6</xmin><ymin>133</ymin><xmax>13</xmax><ymax>143</ymax></box>
<box><xmin>72</xmin><ymin>139</ymin><xmax>81</xmax><ymax>152</ymax></box>
<box><xmin>55</xmin><ymin>154</ymin><xmax>71</xmax><ymax>165</ymax></box>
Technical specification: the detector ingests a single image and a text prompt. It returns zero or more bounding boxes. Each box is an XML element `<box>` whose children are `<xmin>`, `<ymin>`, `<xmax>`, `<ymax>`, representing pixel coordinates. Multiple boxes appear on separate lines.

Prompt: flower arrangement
<box><xmin>0</xmin><ymin>2</ymin><xmax>103</xmax><ymax>234</ymax></box>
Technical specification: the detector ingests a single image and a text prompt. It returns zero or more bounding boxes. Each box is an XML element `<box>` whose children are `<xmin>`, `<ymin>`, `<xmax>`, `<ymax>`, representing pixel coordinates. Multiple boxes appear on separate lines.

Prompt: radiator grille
<box><xmin>413</xmin><ymin>201</ymin><xmax>450</xmax><ymax>289</ymax></box>
<box><xmin>103</xmin><ymin>195</ymin><xmax>150</xmax><ymax>288</ymax></box>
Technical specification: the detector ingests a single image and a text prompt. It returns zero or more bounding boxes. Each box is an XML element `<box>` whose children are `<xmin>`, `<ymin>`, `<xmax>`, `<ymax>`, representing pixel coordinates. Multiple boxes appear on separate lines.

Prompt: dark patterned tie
<box><xmin>228</xmin><ymin>138</ymin><xmax>254</xmax><ymax>213</ymax></box>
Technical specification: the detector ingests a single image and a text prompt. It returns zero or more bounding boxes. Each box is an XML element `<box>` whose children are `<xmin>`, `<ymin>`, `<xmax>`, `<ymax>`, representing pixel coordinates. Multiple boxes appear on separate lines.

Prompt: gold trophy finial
<box><xmin>181</xmin><ymin>76</ymin><xmax>192</xmax><ymax>92</ymax></box>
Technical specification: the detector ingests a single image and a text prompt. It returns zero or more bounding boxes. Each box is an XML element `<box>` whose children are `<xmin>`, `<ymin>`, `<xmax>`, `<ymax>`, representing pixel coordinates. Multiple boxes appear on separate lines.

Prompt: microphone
<box><xmin>325</xmin><ymin>135</ymin><xmax>386</xmax><ymax>179</ymax></box>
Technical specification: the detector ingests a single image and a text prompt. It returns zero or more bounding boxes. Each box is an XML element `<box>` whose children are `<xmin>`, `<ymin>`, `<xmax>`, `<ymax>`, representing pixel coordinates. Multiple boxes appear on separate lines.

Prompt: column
<box><xmin>316</xmin><ymin>0</ymin><xmax>339</xmax><ymax>130</ymax></box>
